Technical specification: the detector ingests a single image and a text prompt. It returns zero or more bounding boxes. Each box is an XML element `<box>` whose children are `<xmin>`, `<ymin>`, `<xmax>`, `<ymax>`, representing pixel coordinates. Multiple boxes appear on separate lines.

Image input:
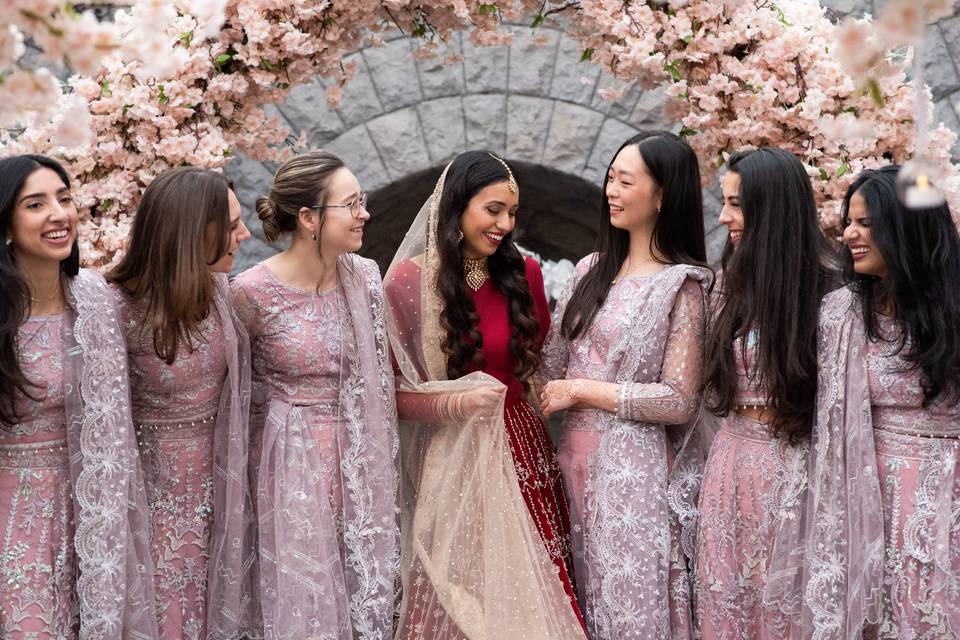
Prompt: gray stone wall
<box><xmin>228</xmin><ymin>2</ymin><xmax>960</xmax><ymax>272</ymax></box>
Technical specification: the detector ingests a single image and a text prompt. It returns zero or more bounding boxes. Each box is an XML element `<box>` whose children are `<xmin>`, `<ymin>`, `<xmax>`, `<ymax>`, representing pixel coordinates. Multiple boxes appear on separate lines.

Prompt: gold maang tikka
<box><xmin>488</xmin><ymin>153</ymin><xmax>518</xmax><ymax>193</ymax></box>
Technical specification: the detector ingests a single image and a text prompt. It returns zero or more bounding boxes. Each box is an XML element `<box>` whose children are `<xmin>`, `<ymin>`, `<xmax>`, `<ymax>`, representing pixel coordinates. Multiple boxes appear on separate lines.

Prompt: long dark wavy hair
<box><xmin>435</xmin><ymin>150</ymin><xmax>540</xmax><ymax>388</ymax></box>
<box><xmin>0</xmin><ymin>155</ymin><xmax>80</xmax><ymax>428</ymax></box>
<box><xmin>108</xmin><ymin>167</ymin><xmax>231</xmax><ymax>365</ymax></box>
<box><xmin>560</xmin><ymin>131</ymin><xmax>708</xmax><ymax>340</ymax></box>
<box><xmin>841</xmin><ymin>165</ymin><xmax>960</xmax><ymax>405</ymax></box>
<box><xmin>702</xmin><ymin>148</ymin><xmax>835</xmax><ymax>442</ymax></box>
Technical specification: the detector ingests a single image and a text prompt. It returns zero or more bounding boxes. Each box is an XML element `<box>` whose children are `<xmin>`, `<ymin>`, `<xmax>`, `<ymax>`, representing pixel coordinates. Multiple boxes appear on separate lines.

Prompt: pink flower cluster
<box><xmin>3</xmin><ymin>0</ymin><xmax>958</xmax><ymax>264</ymax></box>
<box><xmin>559</xmin><ymin>0</ymin><xmax>959</xmax><ymax>231</ymax></box>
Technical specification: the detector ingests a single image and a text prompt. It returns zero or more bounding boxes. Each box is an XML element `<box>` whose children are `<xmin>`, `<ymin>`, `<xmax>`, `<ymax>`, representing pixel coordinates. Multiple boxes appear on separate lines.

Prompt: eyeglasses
<box><xmin>311</xmin><ymin>192</ymin><xmax>368</xmax><ymax>219</ymax></box>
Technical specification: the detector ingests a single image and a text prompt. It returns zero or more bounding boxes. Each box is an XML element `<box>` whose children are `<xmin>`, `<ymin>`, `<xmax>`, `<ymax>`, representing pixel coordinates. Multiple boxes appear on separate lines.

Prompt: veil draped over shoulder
<box><xmin>383</xmin><ymin>164</ymin><xmax>586</xmax><ymax>640</ymax></box>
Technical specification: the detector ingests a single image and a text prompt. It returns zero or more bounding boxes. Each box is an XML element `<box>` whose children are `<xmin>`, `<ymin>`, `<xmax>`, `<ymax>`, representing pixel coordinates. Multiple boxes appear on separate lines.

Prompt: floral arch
<box><xmin>1</xmin><ymin>0</ymin><xmax>957</xmax><ymax>266</ymax></box>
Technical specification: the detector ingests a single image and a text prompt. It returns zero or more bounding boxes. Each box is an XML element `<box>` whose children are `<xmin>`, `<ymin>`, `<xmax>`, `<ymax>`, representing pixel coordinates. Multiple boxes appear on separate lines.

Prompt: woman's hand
<box><xmin>458</xmin><ymin>386</ymin><xmax>504</xmax><ymax>419</ymax></box>
<box><xmin>540</xmin><ymin>379</ymin><xmax>583</xmax><ymax>418</ymax></box>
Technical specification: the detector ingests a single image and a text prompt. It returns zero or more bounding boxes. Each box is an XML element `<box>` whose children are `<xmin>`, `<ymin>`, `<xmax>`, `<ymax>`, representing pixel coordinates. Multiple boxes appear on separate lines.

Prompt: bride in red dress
<box><xmin>385</xmin><ymin>150</ymin><xmax>585</xmax><ymax>639</ymax></box>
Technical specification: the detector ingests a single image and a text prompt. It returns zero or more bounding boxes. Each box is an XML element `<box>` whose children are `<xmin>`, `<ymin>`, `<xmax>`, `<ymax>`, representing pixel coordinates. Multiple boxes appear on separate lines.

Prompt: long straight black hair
<box><xmin>702</xmin><ymin>147</ymin><xmax>835</xmax><ymax>442</ymax></box>
<box><xmin>841</xmin><ymin>165</ymin><xmax>960</xmax><ymax>405</ymax></box>
<box><xmin>560</xmin><ymin>130</ymin><xmax>707</xmax><ymax>340</ymax></box>
<box><xmin>0</xmin><ymin>154</ymin><xmax>80</xmax><ymax>428</ymax></box>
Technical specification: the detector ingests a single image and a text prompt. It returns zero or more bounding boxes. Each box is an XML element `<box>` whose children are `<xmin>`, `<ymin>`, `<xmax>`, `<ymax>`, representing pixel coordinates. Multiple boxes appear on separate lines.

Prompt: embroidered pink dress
<box><xmin>232</xmin><ymin>256</ymin><xmax>398</xmax><ymax>640</ymax></box>
<box><xmin>0</xmin><ymin>314</ymin><xmax>76</xmax><ymax>637</ymax></box>
<box><xmin>115</xmin><ymin>291</ymin><xmax>227</xmax><ymax>639</ymax></box>
<box><xmin>541</xmin><ymin>257</ymin><xmax>711</xmax><ymax>639</ymax></box>
<box><xmin>0</xmin><ymin>270</ymin><xmax>158</xmax><ymax>639</ymax></box>
<box><xmin>693</xmin><ymin>334</ymin><xmax>808</xmax><ymax>640</ymax></box>
<box><xmin>865</xmin><ymin>316</ymin><xmax>960</xmax><ymax>638</ymax></box>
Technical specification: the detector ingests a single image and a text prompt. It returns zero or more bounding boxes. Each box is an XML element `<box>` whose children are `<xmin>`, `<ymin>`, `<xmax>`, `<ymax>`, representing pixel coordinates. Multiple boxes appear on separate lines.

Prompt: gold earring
<box><xmin>456</xmin><ymin>230</ymin><xmax>464</xmax><ymax>243</ymax></box>
<box><xmin>312</xmin><ymin>232</ymin><xmax>316</xmax><ymax>241</ymax></box>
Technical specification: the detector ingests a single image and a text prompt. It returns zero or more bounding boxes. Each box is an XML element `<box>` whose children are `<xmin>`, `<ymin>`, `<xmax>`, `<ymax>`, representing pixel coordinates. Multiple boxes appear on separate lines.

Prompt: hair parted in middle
<box><xmin>841</xmin><ymin>165</ymin><xmax>960</xmax><ymax>406</ymax></box>
<box><xmin>702</xmin><ymin>147</ymin><xmax>836</xmax><ymax>443</ymax></box>
<box><xmin>434</xmin><ymin>150</ymin><xmax>541</xmax><ymax>389</ymax></box>
<box><xmin>107</xmin><ymin>166</ymin><xmax>232</xmax><ymax>365</ymax></box>
<box><xmin>560</xmin><ymin>130</ymin><xmax>708</xmax><ymax>341</ymax></box>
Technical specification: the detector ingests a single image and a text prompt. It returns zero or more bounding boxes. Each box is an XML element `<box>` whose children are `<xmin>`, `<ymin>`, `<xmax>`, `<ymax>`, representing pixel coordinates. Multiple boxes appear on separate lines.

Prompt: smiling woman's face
<box><xmin>8</xmin><ymin>167</ymin><xmax>78</xmax><ymax>266</ymax></box>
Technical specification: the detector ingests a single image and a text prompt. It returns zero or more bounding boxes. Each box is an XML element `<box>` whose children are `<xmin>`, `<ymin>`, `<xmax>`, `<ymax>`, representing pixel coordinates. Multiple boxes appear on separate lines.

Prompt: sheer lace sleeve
<box><xmin>539</xmin><ymin>256</ymin><xmax>593</xmax><ymax>383</ymax></box>
<box><xmin>618</xmin><ymin>278</ymin><xmax>705</xmax><ymax>425</ymax></box>
<box><xmin>229</xmin><ymin>277</ymin><xmax>260</xmax><ymax>337</ymax></box>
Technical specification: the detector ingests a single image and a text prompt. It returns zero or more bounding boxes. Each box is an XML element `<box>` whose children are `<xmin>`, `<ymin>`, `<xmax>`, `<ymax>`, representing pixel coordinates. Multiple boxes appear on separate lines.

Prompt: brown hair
<box><xmin>255</xmin><ymin>150</ymin><xmax>345</xmax><ymax>242</ymax></box>
<box><xmin>107</xmin><ymin>167</ymin><xmax>231</xmax><ymax>364</ymax></box>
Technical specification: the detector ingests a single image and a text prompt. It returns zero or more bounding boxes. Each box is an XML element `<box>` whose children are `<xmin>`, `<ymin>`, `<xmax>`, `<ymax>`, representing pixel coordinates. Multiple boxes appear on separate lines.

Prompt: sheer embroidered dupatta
<box><xmin>248</xmin><ymin>254</ymin><xmax>399</xmax><ymax>639</ymax></box>
<box><xmin>207</xmin><ymin>273</ymin><xmax>258</xmax><ymax>639</ymax></box>
<box><xmin>765</xmin><ymin>287</ymin><xmax>884</xmax><ymax>640</ymax></box>
<box><xmin>384</xmin><ymin>165</ymin><xmax>586</xmax><ymax>640</ymax></box>
<box><xmin>62</xmin><ymin>269</ymin><xmax>159</xmax><ymax>639</ymax></box>
<box><xmin>539</xmin><ymin>257</ymin><xmax>712</xmax><ymax>637</ymax></box>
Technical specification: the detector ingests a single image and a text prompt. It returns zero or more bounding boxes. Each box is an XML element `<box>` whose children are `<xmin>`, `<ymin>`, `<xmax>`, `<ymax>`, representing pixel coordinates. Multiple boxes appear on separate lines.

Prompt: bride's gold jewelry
<box><xmin>29</xmin><ymin>279</ymin><xmax>62</xmax><ymax>303</ymax></box>
<box><xmin>463</xmin><ymin>257</ymin><xmax>489</xmax><ymax>291</ymax></box>
<box><xmin>487</xmin><ymin>153</ymin><xmax>518</xmax><ymax>194</ymax></box>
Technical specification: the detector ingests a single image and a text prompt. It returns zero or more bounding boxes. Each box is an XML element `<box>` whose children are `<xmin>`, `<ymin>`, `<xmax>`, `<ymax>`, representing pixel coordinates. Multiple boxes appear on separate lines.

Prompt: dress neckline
<box><xmin>261</xmin><ymin>263</ymin><xmax>340</xmax><ymax>297</ymax></box>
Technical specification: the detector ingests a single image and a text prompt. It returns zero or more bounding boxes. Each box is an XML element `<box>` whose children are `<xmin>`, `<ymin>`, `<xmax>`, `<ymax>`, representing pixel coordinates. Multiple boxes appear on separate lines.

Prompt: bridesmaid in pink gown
<box><xmin>108</xmin><ymin>167</ymin><xmax>255</xmax><ymax>639</ymax></box>
<box><xmin>798</xmin><ymin>166</ymin><xmax>960</xmax><ymax>639</ymax></box>
<box><xmin>232</xmin><ymin>151</ymin><xmax>398</xmax><ymax>639</ymax></box>
<box><xmin>539</xmin><ymin>131</ymin><xmax>711</xmax><ymax>639</ymax></box>
<box><xmin>0</xmin><ymin>154</ymin><xmax>157</xmax><ymax>638</ymax></box>
<box><xmin>695</xmin><ymin>148</ymin><xmax>834</xmax><ymax>639</ymax></box>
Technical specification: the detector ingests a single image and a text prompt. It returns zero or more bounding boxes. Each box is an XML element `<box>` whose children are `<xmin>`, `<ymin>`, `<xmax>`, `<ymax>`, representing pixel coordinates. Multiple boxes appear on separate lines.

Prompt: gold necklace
<box><xmin>29</xmin><ymin>279</ymin><xmax>62</xmax><ymax>303</ymax></box>
<box><xmin>463</xmin><ymin>257</ymin><xmax>489</xmax><ymax>291</ymax></box>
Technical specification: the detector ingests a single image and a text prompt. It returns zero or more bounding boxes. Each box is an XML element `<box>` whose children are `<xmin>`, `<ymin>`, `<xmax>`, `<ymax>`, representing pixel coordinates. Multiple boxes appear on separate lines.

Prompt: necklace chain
<box><xmin>29</xmin><ymin>279</ymin><xmax>62</xmax><ymax>303</ymax></box>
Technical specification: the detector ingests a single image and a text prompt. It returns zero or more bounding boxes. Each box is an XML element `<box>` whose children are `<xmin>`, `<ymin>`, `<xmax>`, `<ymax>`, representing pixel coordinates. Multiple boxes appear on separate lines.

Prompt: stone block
<box><xmin>462</xmin><ymin>37</ymin><xmax>509</xmax><ymax>93</ymax></box>
<box><xmin>362</xmin><ymin>38</ymin><xmax>423</xmax><ymax>111</ymax></box>
<box><xmin>508</xmin><ymin>25</ymin><xmax>560</xmax><ymax>96</ymax></box>
<box><xmin>418</xmin><ymin>97</ymin><xmax>466</xmax><ymax>164</ymax></box>
<box><xmin>917</xmin><ymin>26</ymin><xmax>960</xmax><ymax>102</ymax></box>
<box><xmin>366</xmin><ymin>108</ymin><xmax>432</xmax><ymax>179</ymax></box>
<box><xmin>582</xmin><ymin>118</ymin><xmax>640</xmax><ymax>184</ymax></box>
<box><xmin>629</xmin><ymin>86</ymin><xmax>672</xmax><ymax>130</ymax></box>
<box><xmin>324</xmin><ymin>125</ymin><xmax>390</xmax><ymax>191</ymax></box>
<box><xmin>335</xmin><ymin>53</ymin><xmax>384</xmax><ymax>128</ymax></box>
<box><xmin>416</xmin><ymin>33</ymin><xmax>466</xmax><ymax>99</ymax></box>
<box><xmin>464</xmin><ymin>94</ymin><xmax>508</xmax><ymax>154</ymax></box>
<box><xmin>938</xmin><ymin>95</ymin><xmax>960</xmax><ymax>161</ymax></box>
<box><xmin>223</xmin><ymin>154</ymin><xmax>273</xmax><ymax>236</ymax></box>
<box><xmin>543</xmin><ymin>102</ymin><xmax>605</xmax><ymax>174</ymax></box>
<box><xmin>549</xmin><ymin>34</ymin><xmax>601</xmax><ymax>105</ymax></box>
<box><xmin>506</xmin><ymin>95</ymin><xmax>554</xmax><ymax>162</ymax></box>
<box><xmin>277</xmin><ymin>79</ymin><xmax>346</xmax><ymax>147</ymax></box>
<box><xmin>591</xmin><ymin>73</ymin><xmax>642</xmax><ymax>120</ymax></box>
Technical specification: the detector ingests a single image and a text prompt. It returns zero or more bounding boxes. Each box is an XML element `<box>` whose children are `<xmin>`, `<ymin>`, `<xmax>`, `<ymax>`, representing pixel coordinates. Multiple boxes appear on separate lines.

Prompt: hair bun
<box><xmin>255</xmin><ymin>194</ymin><xmax>281</xmax><ymax>242</ymax></box>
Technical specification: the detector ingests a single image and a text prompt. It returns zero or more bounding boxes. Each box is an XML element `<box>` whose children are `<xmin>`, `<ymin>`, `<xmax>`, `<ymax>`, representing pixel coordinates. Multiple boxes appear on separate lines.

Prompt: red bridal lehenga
<box><xmin>384</xmin><ymin>163</ymin><xmax>586</xmax><ymax>640</ymax></box>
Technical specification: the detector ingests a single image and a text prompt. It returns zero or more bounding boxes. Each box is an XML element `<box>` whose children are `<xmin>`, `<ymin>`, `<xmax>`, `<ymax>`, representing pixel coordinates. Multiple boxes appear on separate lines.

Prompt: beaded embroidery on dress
<box><xmin>540</xmin><ymin>253</ymin><xmax>712</xmax><ymax>639</ymax></box>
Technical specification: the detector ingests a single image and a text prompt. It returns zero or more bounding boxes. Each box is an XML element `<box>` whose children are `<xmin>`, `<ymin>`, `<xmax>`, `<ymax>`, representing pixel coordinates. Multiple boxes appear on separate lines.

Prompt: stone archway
<box><xmin>358</xmin><ymin>161</ymin><xmax>603</xmax><ymax>273</ymax></box>
<box><xmin>226</xmin><ymin>21</ymin><xmax>736</xmax><ymax>273</ymax></box>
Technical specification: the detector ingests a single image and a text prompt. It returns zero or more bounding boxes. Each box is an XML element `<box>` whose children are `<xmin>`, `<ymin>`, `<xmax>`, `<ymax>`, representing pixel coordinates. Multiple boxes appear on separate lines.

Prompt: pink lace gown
<box><xmin>0</xmin><ymin>314</ymin><xmax>77</xmax><ymax>637</ymax></box>
<box><xmin>693</xmin><ymin>334</ymin><xmax>808</xmax><ymax>640</ymax></box>
<box><xmin>115</xmin><ymin>292</ymin><xmax>228</xmax><ymax>639</ymax></box>
<box><xmin>541</xmin><ymin>259</ymin><xmax>711</xmax><ymax>639</ymax></box>
<box><xmin>233</xmin><ymin>263</ymin><xmax>347</xmax><ymax>527</ymax></box>
<box><xmin>233</xmin><ymin>259</ymin><xmax>400</xmax><ymax>639</ymax></box>
<box><xmin>866</xmin><ymin>316</ymin><xmax>960</xmax><ymax>638</ymax></box>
